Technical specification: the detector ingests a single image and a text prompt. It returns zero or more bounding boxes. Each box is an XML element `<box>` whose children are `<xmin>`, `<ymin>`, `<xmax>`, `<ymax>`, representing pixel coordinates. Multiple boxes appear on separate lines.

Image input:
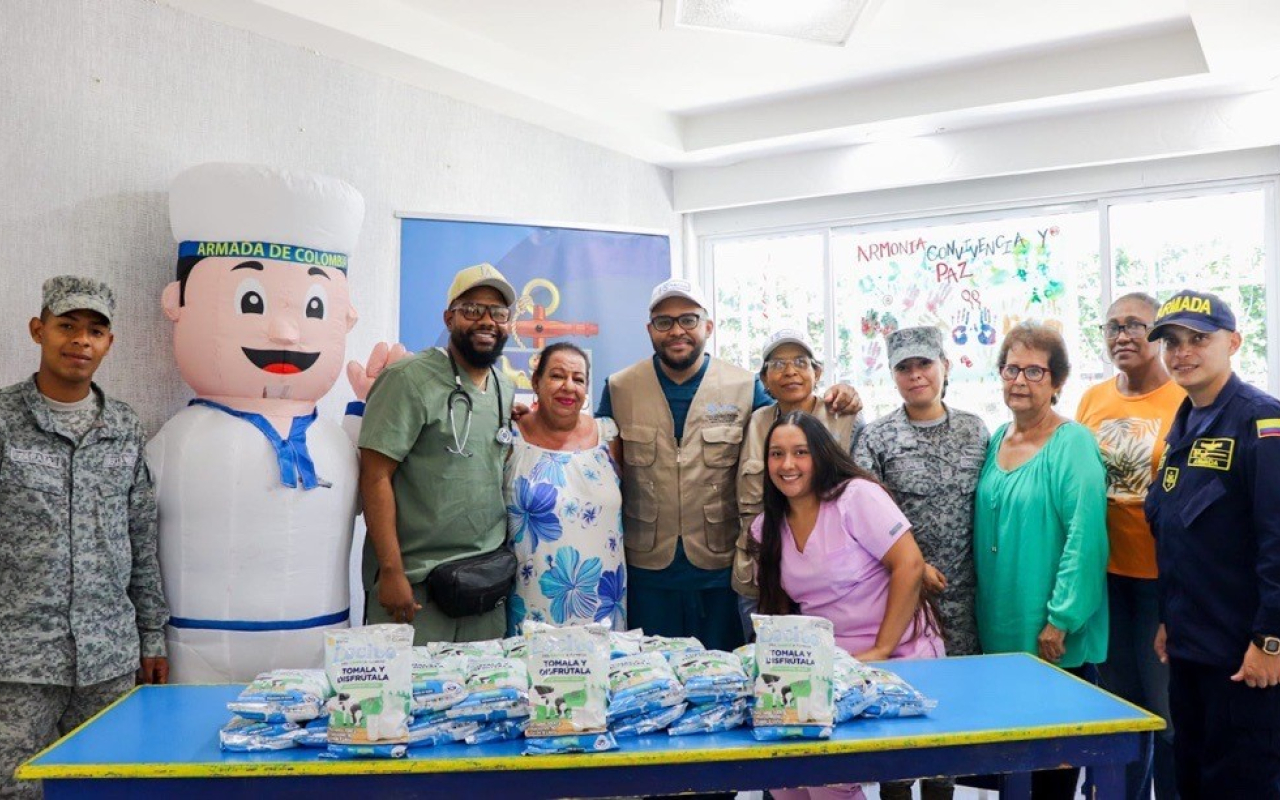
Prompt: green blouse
<box><xmin>974</xmin><ymin>421</ymin><xmax>1109</xmax><ymax>667</ymax></box>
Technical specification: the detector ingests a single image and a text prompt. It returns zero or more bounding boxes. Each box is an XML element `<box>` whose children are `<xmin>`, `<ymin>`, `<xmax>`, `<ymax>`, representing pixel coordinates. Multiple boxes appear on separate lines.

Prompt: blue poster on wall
<box><xmin>399</xmin><ymin>217</ymin><xmax>671</xmax><ymax>403</ymax></box>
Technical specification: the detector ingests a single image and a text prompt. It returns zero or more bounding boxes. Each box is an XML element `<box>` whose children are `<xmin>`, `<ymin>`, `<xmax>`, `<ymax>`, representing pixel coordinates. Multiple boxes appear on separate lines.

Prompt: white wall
<box><xmin>0</xmin><ymin>0</ymin><xmax>678</xmax><ymax>434</ymax></box>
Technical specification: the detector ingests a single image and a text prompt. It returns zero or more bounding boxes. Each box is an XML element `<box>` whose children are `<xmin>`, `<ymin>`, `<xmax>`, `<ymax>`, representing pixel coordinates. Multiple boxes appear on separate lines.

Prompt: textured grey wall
<box><xmin>0</xmin><ymin>0</ymin><xmax>678</xmax><ymax>433</ymax></box>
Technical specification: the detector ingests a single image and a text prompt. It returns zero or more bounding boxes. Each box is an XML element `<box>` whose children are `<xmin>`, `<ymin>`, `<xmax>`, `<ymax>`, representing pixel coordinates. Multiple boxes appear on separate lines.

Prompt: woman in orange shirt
<box><xmin>1076</xmin><ymin>292</ymin><xmax>1183</xmax><ymax>800</ymax></box>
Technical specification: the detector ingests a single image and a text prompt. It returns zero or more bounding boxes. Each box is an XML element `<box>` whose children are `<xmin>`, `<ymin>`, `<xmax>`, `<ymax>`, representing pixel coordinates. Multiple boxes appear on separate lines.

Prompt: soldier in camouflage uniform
<box><xmin>0</xmin><ymin>276</ymin><xmax>168</xmax><ymax>799</ymax></box>
<box><xmin>854</xmin><ymin>325</ymin><xmax>988</xmax><ymax>655</ymax></box>
<box><xmin>854</xmin><ymin>325</ymin><xmax>988</xmax><ymax>800</ymax></box>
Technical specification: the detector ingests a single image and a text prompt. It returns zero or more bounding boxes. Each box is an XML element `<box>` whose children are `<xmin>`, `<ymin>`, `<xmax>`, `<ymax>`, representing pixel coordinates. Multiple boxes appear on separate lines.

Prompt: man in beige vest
<box><xmin>597</xmin><ymin>278</ymin><xmax>858</xmax><ymax>652</ymax></box>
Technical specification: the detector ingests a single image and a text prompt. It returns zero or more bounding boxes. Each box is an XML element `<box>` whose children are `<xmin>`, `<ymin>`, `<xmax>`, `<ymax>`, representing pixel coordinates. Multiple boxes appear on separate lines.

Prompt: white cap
<box><xmin>169</xmin><ymin>163</ymin><xmax>365</xmax><ymax>265</ymax></box>
<box><xmin>761</xmin><ymin>328</ymin><xmax>817</xmax><ymax>362</ymax></box>
<box><xmin>649</xmin><ymin>278</ymin><xmax>708</xmax><ymax>311</ymax></box>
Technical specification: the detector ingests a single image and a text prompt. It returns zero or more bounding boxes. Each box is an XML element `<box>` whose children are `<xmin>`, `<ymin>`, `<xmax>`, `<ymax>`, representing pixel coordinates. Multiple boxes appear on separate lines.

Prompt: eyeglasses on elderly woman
<box><xmin>999</xmin><ymin>364</ymin><xmax>1050</xmax><ymax>383</ymax></box>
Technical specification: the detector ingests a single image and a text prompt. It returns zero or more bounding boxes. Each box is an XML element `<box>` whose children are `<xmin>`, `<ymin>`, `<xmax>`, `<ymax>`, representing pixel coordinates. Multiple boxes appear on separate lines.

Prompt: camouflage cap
<box><xmin>885</xmin><ymin>325</ymin><xmax>944</xmax><ymax>368</ymax></box>
<box><xmin>42</xmin><ymin>275</ymin><xmax>116</xmax><ymax>323</ymax></box>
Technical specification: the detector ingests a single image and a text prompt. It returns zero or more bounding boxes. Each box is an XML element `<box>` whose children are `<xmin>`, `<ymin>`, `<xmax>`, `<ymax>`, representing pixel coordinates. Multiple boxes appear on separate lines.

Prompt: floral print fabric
<box><xmin>504</xmin><ymin>418</ymin><xmax>626</xmax><ymax>632</ymax></box>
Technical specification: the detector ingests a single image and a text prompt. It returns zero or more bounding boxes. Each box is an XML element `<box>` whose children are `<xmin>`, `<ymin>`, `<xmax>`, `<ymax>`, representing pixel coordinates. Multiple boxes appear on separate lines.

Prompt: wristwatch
<box><xmin>1253</xmin><ymin>634</ymin><xmax>1280</xmax><ymax>655</ymax></box>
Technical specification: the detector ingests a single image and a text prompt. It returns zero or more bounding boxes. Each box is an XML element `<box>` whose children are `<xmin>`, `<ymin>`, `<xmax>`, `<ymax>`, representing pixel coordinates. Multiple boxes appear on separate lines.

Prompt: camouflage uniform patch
<box><xmin>854</xmin><ymin>405</ymin><xmax>989</xmax><ymax>656</ymax></box>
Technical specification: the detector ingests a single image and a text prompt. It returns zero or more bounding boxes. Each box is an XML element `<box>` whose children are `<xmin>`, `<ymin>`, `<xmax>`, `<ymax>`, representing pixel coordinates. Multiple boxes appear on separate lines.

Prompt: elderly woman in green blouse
<box><xmin>974</xmin><ymin>322</ymin><xmax>1108</xmax><ymax>800</ymax></box>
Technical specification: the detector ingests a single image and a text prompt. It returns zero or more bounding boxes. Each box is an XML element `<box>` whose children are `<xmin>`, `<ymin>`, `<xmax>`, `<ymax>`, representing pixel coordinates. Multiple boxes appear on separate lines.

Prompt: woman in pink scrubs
<box><xmin>751</xmin><ymin>411</ymin><xmax>943</xmax><ymax>800</ymax></box>
<box><xmin>751</xmin><ymin>411</ymin><xmax>943</xmax><ymax>660</ymax></box>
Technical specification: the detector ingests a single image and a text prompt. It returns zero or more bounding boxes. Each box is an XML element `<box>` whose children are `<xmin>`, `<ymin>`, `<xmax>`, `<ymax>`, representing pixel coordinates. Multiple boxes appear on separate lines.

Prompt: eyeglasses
<box><xmin>999</xmin><ymin>364</ymin><xmax>1050</xmax><ymax>383</ymax></box>
<box><xmin>765</xmin><ymin>356</ymin><xmax>814</xmax><ymax>373</ymax></box>
<box><xmin>1100</xmin><ymin>321</ymin><xmax>1150</xmax><ymax>339</ymax></box>
<box><xmin>650</xmin><ymin>313</ymin><xmax>703</xmax><ymax>332</ymax></box>
<box><xmin>450</xmin><ymin>302</ymin><xmax>512</xmax><ymax>323</ymax></box>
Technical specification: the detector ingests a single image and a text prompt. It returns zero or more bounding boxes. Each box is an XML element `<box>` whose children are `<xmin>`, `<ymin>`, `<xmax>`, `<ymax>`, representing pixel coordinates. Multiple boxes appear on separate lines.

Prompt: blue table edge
<box><xmin>19</xmin><ymin>653</ymin><xmax>1165</xmax><ymax>781</ymax></box>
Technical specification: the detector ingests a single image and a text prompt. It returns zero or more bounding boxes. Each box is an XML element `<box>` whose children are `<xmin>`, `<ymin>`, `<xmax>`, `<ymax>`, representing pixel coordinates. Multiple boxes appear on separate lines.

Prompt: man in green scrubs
<box><xmin>358</xmin><ymin>264</ymin><xmax>517</xmax><ymax>644</ymax></box>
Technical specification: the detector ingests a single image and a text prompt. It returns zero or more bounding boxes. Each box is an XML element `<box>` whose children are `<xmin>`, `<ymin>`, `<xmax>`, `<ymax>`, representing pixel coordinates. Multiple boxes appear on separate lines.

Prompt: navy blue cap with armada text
<box><xmin>1147</xmin><ymin>290</ymin><xmax>1237</xmax><ymax>341</ymax></box>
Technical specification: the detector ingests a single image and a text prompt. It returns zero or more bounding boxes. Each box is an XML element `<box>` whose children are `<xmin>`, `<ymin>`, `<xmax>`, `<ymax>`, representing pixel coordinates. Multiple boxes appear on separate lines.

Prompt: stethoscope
<box><xmin>444</xmin><ymin>348</ymin><xmax>513</xmax><ymax>457</ymax></box>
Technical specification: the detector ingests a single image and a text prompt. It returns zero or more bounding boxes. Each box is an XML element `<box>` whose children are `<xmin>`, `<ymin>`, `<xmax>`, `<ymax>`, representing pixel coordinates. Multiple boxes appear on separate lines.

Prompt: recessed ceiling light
<box><xmin>659</xmin><ymin>0</ymin><xmax>878</xmax><ymax>46</ymax></box>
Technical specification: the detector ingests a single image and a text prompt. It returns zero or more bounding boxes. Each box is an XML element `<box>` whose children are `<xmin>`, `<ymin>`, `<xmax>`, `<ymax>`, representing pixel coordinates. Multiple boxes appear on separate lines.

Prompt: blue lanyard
<box><xmin>189</xmin><ymin>399</ymin><xmax>325</xmax><ymax>490</ymax></box>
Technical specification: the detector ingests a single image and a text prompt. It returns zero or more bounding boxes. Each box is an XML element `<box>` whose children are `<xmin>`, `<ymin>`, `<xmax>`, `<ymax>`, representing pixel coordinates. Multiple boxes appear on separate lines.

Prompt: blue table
<box><xmin>20</xmin><ymin>653</ymin><xmax>1162</xmax><ymax>799</ymax></box>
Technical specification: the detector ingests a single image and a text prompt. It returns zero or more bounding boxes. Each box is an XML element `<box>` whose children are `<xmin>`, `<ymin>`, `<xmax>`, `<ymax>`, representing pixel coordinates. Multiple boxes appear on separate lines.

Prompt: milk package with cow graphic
<box><xmin>523</xmin><ymin>622</ymin><xmax>618</xmax><ymax>754</ymax></box>
<box><xmin>324</xmin><ymin>625</ymin><xmax>415</xmax><ymax>758</ymax></box>
<box><xmin>750</xmin><ymin>614</ymin><xmax>836</xmax><ymax>740</ymax></box>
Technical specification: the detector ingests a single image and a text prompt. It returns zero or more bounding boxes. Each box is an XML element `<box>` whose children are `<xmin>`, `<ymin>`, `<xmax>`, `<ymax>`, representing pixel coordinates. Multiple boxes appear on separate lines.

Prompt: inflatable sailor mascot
<box><xmin>149</xmin><ymin>163</ymin><xmax>401</xmax><ymax>683</ymax></box>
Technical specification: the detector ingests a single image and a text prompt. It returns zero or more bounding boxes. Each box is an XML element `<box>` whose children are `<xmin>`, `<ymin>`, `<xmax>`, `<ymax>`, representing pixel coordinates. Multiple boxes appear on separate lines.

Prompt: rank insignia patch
<box><xmin>1187</xmin><ymin>438</ymin><xmax>1234</xmax><ymax>471</ymax></box>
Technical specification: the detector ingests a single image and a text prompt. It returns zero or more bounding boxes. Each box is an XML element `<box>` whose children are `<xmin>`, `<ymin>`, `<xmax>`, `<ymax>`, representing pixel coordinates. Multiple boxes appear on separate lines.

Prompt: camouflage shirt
<box><xmin>853</xmin><ymin>404</ymin><xmax>989</xmax><ymax>656</ymax></box>
<box><xmin>0</xmin><ymin>378</ymin><xmax>168</xmax><ymax>686</ymax></box>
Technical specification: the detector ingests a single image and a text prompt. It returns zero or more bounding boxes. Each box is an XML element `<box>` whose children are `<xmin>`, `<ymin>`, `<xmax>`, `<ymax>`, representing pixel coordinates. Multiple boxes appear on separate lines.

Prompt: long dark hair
<box><xmin>748</xmin><ymin>411</ymin><xmax>942</xmax><ymax>644</ymax></box>
<box><xmin>749</xmin><ymin>412</ymin><xmax>880</xmax><ymax>615</ymax></box>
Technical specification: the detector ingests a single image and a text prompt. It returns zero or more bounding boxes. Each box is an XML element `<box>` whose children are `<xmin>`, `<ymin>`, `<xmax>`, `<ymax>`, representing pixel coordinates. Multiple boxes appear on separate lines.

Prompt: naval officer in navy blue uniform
<box><xmin>1145</xmin><ymin>289</ymin><xmax>1280</xmax><ymax>799</ymax></box>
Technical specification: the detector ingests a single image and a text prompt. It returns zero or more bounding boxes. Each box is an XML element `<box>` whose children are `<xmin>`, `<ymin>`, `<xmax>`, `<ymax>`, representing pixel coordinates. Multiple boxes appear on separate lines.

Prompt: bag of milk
<box><xmin>407</xmin><ymin>713</ymin><xmax>481</xmax><ymax>746</ymax></box>
<box><xmin>667</xmin><ymin>697</ymin><xmax>749</xmax><ymax>735</ymax></box>
<box><xmin>410</xmin><ymin>648</ymin><xmax>469</xmax><ymax>714</ymax></box>
<box><xmin>607</xmin><ymin>652</ymin><xmax>684</xmax><ymax>719</ymax></box>
<box><xmin>432</xmin><ymin>639</ymin><xmax>505</xmax><ymax>660</ymax></box>
<box><xmin>609</xmin><ymin>629</ymin><xmax>644</xmax><ymax>660</ymax></box>
<box><xmin>524</xmin><ymin>623</ymin><xmax>611</xmax><ymax>737</ymax></box>
<box><xmin>610</xmin><ymin>702</ymin><xmax>688</xmax><ymax>737</ymax></box>
<box><xmin>860</xmin><ymin>665</ymin><xmax>937</xmax><ymax>718</ymax></box>
<box><xmin>751</xmin><ymin>615</ymin><xmax>835</xmax><ymax>740</ymax></box>
<box><xmin>502</xmin><ymin>635</ymin><xmax>529</xmax><ymax>660</ymax></box>
<box><xmin>465</xmin><ymin>718</ymin><xmax>529</xmax><ymax>745</ymax></box>
<box><xmin>734</xmin><ymin>644</ymin><xmax>757</xmax><ymax>680</ymax></box>
<box><xmin>640</xmin><ymin>635</ymin><xmax>705</xmax><ymax>661</ymax></box>
<box><xmin>523</xmin><ymin>623</ymin><xmax>618</xmax><ymax>756</ymax></box>
<box><xmin>298</xmin><ymin>717</ymin><xmax>330</xmax><ymax>748</ymax></box>
<box><xmin>219</xmin><ymin>717</ymin><xmax>307</xmax><ymax>751</ymax></box>
<box><xmin>832</xmin><ymin>650</ymin><xmax>874</xmax><ymax>723</ymax></box>
<box><xmin>446</xmin><ymin>657</ymin><xmax>530</xmax><ymax>721</ymax></box>
<box><xmin>324</xmin><ymin>624</ymin><xmax>415</xmax><ymax>758</ymax></box>
<box><xmin>523</xmin><ymin>733</ymin><xmax>618</xmax><ymax>755</ymax></box>
<box><xmin>671</xmin><ymin>650</ymin><xmax>750</xmax><ymax>705</ymax></box>
<box><xmin>226</xmin><ymin>669</ymin><xmax>332</xmax><ymax>723</ymax></box>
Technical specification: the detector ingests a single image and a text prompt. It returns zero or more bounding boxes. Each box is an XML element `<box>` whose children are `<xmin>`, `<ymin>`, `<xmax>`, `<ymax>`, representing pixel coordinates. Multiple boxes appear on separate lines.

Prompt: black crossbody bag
<box><xmin>426</xmin><ymin>549</ymin><xmax>517</xmax><ymax>619</ymax></box>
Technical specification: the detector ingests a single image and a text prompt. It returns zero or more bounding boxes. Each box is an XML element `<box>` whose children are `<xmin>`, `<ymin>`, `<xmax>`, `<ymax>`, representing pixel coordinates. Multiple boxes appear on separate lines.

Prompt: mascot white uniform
<box><xmin>149</xmin><ymin>163</ymin><xmax>397</xmax><ymax>683</ymax></box>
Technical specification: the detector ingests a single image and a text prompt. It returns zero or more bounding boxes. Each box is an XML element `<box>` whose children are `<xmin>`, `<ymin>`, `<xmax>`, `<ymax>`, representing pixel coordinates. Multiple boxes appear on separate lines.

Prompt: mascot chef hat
<box><xmin>169</xmin><ymin>163</ymin><xmax>365</xmax><ymax>269</ymax></box>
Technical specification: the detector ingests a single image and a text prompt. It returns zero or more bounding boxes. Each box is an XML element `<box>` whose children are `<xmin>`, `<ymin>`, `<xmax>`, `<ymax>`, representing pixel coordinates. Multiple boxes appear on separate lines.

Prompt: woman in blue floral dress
<box><xmin>505</xmin><ymin>342</ymin><xmax>625</xmax><ymax>632</ymax></box>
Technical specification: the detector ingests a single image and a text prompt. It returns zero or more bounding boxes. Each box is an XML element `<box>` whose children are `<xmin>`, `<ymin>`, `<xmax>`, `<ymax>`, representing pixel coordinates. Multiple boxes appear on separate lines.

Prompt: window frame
<box><xmin>700</xmin><ymin>176</ymin><xmax>1280</xmax><ymax>395</ymax></box>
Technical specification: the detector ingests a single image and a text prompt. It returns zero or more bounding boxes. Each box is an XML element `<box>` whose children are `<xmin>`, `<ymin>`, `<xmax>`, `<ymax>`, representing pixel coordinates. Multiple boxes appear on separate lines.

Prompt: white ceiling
<box><xmin>163</xmin><ymin>0</ymin><xmax>1280</xmax><ymax>193</ymax></box>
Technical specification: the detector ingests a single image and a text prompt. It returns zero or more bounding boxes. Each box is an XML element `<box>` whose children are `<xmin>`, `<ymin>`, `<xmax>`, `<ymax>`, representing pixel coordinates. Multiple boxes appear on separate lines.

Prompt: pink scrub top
<box><xmin>752</xmin><ymin>479</ymin><xmax>944</xmax><ymax>660</ymax></box>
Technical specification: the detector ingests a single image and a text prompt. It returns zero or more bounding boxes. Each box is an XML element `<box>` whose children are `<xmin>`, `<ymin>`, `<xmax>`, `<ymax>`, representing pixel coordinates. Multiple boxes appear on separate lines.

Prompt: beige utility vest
<box><xmin>609</xmin><ymin>358</ymin><xmax>755</xmax><ymax>571</ymax></box>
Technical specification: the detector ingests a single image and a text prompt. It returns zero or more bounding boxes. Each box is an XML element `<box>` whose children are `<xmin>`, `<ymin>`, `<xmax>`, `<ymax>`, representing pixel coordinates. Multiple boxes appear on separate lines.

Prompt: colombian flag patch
<box><xmin>1258</xmin><ymin>418</ymin><xmax>1280</xmax><ymax>438</ymax></box>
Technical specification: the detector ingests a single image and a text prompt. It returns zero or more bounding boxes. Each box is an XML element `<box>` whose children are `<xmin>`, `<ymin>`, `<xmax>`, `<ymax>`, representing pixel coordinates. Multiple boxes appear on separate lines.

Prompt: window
<box><xmin>702</xmin><ymin>182</ymin><xmax>1275</xmax><ymax>431</ymax></box>
<box><xmin>1104</xmin><ymin>188</ymin><xmax>1270</xmax><ymax>390</ymax></box>
<box><xmin>831</xmin><ymin>209</ymin><xmax>1098</xmax><ymax>426</ymax></box>
<box><xmin>709</xmin><ymin>231</ymin><xmax>828</xmax><ymax>369</ymax></box>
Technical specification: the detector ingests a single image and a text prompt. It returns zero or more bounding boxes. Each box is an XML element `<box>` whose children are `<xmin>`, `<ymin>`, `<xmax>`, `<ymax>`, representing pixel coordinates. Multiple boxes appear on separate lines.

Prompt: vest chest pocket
<box><xmin>701</xmin><ymin>426</ymin><xmax>743</xmax><ymax>469</ymax></box>
<box><xmin>620</xmin><ymin>424</ymin><xmax>658</xmax><ymax>468</ymax></box>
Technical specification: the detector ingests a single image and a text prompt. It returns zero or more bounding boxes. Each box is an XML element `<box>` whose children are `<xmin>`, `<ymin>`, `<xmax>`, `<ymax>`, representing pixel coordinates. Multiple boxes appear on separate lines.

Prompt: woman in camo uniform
<box><xmin>853</xmin><ymin>325</ymin><xmax>989</xmax><ymax>800</ymax></box>
<box><xmin>854</xmin><ymin>325</ymin><xmax>988</xmax><ymax>656</ymax></box>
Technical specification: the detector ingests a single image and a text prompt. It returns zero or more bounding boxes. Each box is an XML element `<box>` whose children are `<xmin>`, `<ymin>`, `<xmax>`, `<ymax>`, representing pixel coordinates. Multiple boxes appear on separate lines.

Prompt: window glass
<box><xmin>831</xmin><ymin>211</ymin><xmax>1099</xmax><ymax>429</ymax></box>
